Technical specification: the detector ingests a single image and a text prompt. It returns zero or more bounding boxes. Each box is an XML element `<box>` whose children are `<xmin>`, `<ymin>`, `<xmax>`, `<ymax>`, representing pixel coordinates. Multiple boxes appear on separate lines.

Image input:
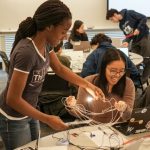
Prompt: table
<box><xmin>15</xmin><ymin>123</ymin><xmax>150</xmax><ymax>150</ymax></box>
<box><xmin>129</xmin><ymin>52</ymin><xmax>143</xmax><ymax>66</ymax></box>
<box><xmin>48</xmin><ymin>50</ymin><xmax>143</xmax><ymax>73</ymax></box>
<box><xmin>48</xmin><ymin>49</ymin><xmax>92</xmax><ymax>73</ymax></box>
<box><xmin>62</xmin><ymin>49</ymin><xmax>91</xmax><ymax>73</ymax></box>
<box><xmin>64</xmin><ymin>51</ymin><xmax>144</xmax><ymax>72</ymax></box>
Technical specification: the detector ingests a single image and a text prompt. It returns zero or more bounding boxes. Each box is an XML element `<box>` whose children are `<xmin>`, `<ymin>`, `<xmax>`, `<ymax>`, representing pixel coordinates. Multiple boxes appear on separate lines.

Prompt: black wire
<box><xmin>34</xmin><ymin>130</ymin><xmax>40</xmax><ymax>150</ymax></box>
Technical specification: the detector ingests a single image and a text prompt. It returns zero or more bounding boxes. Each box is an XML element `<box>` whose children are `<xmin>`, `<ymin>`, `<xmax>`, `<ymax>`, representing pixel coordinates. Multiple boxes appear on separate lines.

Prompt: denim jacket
<box><xmin>80</xmin><ymin>42</ymin><xmax>139</xmax><ymax>83</ymax></box>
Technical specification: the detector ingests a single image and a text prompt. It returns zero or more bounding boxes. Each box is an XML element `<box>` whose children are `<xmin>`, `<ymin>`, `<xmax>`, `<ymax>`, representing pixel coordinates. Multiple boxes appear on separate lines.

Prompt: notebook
<box><xmin>73</xmin><ymin>41</ymin><xmax>90</xmax><ymax>51</ymax></box>
<box><xmin>112</xmin><ymin>107</ymin><xmax>150</xmax><ymax>136</ymax></box>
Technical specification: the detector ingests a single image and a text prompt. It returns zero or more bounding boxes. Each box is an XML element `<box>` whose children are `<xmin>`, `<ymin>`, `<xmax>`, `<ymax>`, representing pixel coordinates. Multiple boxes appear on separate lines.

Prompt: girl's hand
<box><xmin>45</xmin><ymin>115</ymin><xmax>68</xmax><ymax>131</ymax></box>
<box><xmin>86</xmin><ymin>82</ymin><xmax>105</xmax><ymax>101</ymax></box>
<box><xmin>133</xmin><ymin>29</ymin><xmax>140</xmax><ymax>35</ymax></box>
<box><xmin>115</xmin><ymin>101</ymin><xmax>127</xmax><ymax>112</ymax></box>
<box><xmin>121</xmin><ymin>42</ymin><xmax>129</xmax><ymax>47</ymax></box>
<box><xmin>66</xmin><ymin>96</ymin><xmax>76</xmax><ymax>107</ymax></box>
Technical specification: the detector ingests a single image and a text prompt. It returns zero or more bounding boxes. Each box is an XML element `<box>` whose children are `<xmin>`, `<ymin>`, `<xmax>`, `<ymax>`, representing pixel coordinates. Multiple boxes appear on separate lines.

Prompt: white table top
<box><xmin>15</xmin><ymin>123</ymin><xmax>150</xmax><ymax>150</ymax></box>
<box><xmin>48</xmin><ymin>49</ymin><xmax>91</xmax><ymax>73</ymax></box>
<box><xmin>61</xmin><ymin>50</ymin><xmax>143</xmax><ymax>72</ymax></box>
<box><xmin>48</xmin><ymin>50</ymin><xmax>143</xmax><ymax>74</ymax></box>
<box><xmin>129</xmin><ymin>52</ymin><xmax>143</xmax><ymax>66</ymax></box>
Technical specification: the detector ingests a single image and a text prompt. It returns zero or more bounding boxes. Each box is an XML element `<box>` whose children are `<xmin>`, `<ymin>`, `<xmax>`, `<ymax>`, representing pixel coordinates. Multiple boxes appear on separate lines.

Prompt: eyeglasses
<box><xmin>108</xmin><ymin>68</ymin><xmax>125</xmax><ymax>77</ymax></box>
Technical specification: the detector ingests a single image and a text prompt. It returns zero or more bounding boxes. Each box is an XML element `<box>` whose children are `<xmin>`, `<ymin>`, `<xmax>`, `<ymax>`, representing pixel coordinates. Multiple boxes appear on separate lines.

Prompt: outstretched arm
<box><xmin>49</xmin><ymin>50</ymin><xmax>105</xmax><ymax>100</ymax></box>
<box><xmin>6</xmin><ymin>70</ymin><xmax>68</xmax><ymax>131</ymax></box>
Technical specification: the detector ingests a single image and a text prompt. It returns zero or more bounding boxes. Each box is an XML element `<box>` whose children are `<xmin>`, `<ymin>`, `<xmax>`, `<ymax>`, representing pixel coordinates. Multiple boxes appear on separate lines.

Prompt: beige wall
<box><xmin>0</xmin><ymin>0</ymin><xmax>117</xmax><ymax>31</ymax></box>
<box><xmin>0</xmin><ymin>0</ymin><xmax>150</xmax><ymax>32</ymax></box>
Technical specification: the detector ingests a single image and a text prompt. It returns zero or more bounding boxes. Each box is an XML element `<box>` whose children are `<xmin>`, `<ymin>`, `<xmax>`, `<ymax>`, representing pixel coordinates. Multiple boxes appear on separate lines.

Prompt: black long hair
<box><xmin>11</xmin><ymin>0</ymin><xmax>72</xmax><ymax>54</ymax></box>
<box><xmin>69</xmin><ymin>20</ymin><xmax>84</xmax><ymax>41</ymax></box>
<box><xmin>94</xmin><ymin>48</ymin><xmax>127</xmax><ymax>97</ymax></box>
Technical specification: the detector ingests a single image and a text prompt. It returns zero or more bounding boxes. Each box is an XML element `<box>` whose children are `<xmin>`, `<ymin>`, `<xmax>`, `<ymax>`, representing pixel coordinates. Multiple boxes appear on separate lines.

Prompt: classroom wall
<box><xmin>0</xmin><ymin>0</ymin><xmax>116</xmax><ymax>31</ymax></box>
<box><xmin>0</xmin><ymin>0</ymin><xmax>150</xmax><ymax>32</ymax></box>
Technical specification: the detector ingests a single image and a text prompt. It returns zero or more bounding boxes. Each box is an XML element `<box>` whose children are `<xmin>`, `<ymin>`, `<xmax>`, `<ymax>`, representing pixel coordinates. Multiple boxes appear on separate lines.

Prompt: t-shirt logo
<box><xmin>29</xmin><ymin>66</ymin><xmax>48</xmax><ymax>87</ymax></box>
<box><xmin>123</xmin><ymin>21</ymin><xmax>133</xmax><ymax>34</ymax></box>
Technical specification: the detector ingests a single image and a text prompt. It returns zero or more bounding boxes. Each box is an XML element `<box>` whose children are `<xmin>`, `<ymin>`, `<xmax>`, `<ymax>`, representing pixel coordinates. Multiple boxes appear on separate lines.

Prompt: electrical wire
<box><xmin>62</xmin><ymin>97</ymin><xmax>122</xmax><ymax>125</ymax></box>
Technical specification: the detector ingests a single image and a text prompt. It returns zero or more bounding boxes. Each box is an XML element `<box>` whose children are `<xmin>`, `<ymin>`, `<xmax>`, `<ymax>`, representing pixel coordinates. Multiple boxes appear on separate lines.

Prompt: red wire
<box><xmin>123</xmin><ymin>134</ymin><xmax>150</xmax><ymax>145</ymax></box>
<box><xmin>125</xmin><ymin>34</ymin><xmax>134</xmax><ymax>38</ymax></box>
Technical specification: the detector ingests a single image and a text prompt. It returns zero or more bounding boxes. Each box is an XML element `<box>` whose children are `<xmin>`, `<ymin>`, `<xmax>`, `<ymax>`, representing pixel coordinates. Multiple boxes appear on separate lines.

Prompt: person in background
<box><xmin>106</xmin><ymin>9</ymin><xmax>150</xmax><ymax>83</ymax></box>
<box><xmin>80</xmin><ymin>33</ymin><xmax>139</xmax><ymax>85</ymax></box>
<box><xmin>0</xmin><ymin>0</ymin><xmax>104</xmax><ymax>149</ymax></box>
<box><xmin>54</xmin><ymin>41</ymin><xmax>71</xmax><ymax>68</ymax></box>
<box><xmin>66</xmin><ymin>20</ymin><xmax>88</xmax><ymax>49</ymax></box>
<box><xmin>66</xmin><ymin>49</ymin><xmax>135</xmax><ymax>123</ymax></box>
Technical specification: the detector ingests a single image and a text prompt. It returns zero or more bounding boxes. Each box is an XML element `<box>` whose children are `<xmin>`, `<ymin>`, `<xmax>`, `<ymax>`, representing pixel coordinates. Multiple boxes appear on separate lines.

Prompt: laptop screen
<box><xmin>112</xmin><ymin>107</ymin><xmax>150</xmax><ymax>135</ymax></box>
<box><xmin>73</xmin><ymin>41</ymin><xmax>90</xmax><ymax>51</ymax></box>
<box><xmin>118</xmin><ymin>47</ymin><xmax>129</xmax><ymax>57</ymax></box>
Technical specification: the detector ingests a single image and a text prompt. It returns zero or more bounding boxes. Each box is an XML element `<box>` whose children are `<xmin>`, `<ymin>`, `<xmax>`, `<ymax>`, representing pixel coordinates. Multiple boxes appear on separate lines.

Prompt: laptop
<box><xmin>118</xmin><ymin>47</ymin><xmax>129</xmax><ymax>57</ymax></box>
<box><xmin>111</xmin><ymin>38</ymin><xmax>122</xmax><ymax>48</ymax></box>
<box><xmin>73</xmin><ymin>41</ymin><xmax>91</xmax><ymax>51</ymax></box>
<box><xmin>112</xmin><ymin>107</ymin><xmax>150</xmax><ymax>136</ymax></box>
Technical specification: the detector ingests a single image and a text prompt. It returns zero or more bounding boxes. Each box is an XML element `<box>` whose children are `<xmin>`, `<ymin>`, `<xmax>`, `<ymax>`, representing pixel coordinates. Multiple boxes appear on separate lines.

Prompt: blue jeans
<box><xmin>0</xmin><ymin>114</ymin><xmax>40</xmax><ymax>150</ymax></box>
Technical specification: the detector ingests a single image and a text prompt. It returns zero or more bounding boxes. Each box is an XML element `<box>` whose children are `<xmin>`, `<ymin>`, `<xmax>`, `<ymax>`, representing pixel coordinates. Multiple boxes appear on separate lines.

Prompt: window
<box><xmin>5</xmin><ymin>34</ymin><xmax>15</xmax><ymax>58</ymax></box>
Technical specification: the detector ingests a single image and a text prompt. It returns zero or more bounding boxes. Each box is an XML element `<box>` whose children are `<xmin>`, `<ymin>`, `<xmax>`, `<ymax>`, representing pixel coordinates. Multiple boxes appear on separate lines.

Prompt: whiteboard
<box><xmin>0</xmin><ymin>0</ymin><xmax>117</xmax><ymax>32</ymax></box>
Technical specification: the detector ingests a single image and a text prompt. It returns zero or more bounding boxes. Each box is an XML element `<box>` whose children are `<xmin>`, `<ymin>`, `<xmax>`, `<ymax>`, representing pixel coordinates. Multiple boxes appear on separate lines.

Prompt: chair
<box><xmin>0</xmin><ymin>50</ymin><xmax>10</xmax><ymax>74</ymax></box>
<box><xmin>134</xmin><ymin>85</ymin><xmax>150</xmax><ymax>108</ymax></box>
<box><xmin>63</xmin><ymin>34</ymin><xmax>73</xmax><ymax>49</ymax></box>
<box><xmin>64</xmin><ymin>41</ymin><xmax>73</xmax><ymax>49</ymax></box>
<box><xmin>134</xmin><ymin>63</ymin><xmax>149</xmax><ymax>93</ymax></box>
<box><xmin>38</xmin><ymin>73</ymin><xmax>77</xmax><ymax>118</ymax></box>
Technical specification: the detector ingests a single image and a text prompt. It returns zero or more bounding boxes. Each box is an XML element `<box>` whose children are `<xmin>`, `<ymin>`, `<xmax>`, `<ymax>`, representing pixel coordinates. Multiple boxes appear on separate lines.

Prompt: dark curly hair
<box><xmin>90</xmin><ymin>33</ymin><xmax>112</xmax><ymax>47</ymax></box>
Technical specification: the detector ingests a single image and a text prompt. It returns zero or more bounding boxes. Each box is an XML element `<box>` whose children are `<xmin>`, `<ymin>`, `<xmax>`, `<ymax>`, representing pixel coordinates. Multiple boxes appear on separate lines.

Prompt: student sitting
<box><xmin>80</xmin><ymin>33</ymin><xmax>140</xmax><ymax>85</ymax></box>
<box><xmin>65</xmin><ymin>20</ymin><xmax>88</xmax><ymax>49</ymax></box>
<box><xmin>66</xmin><ymin>49</ymin><xmax>135</xmax><ymax>123</ymax></box>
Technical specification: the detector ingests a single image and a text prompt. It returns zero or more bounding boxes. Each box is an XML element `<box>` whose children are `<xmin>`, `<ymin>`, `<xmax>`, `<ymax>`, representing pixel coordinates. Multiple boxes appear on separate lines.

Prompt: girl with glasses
<box><xmin>66</xmin><ymin>48</ymin><xmax>135</xmax><ymax>123</ymax></box>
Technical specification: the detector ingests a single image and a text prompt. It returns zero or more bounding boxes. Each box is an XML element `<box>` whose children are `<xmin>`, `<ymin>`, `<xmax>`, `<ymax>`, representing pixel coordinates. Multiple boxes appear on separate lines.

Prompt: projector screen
<box><xmin>107</xmin><ymin>0</ymin><xmax>150</xmax><ymax>18</ymax></box>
